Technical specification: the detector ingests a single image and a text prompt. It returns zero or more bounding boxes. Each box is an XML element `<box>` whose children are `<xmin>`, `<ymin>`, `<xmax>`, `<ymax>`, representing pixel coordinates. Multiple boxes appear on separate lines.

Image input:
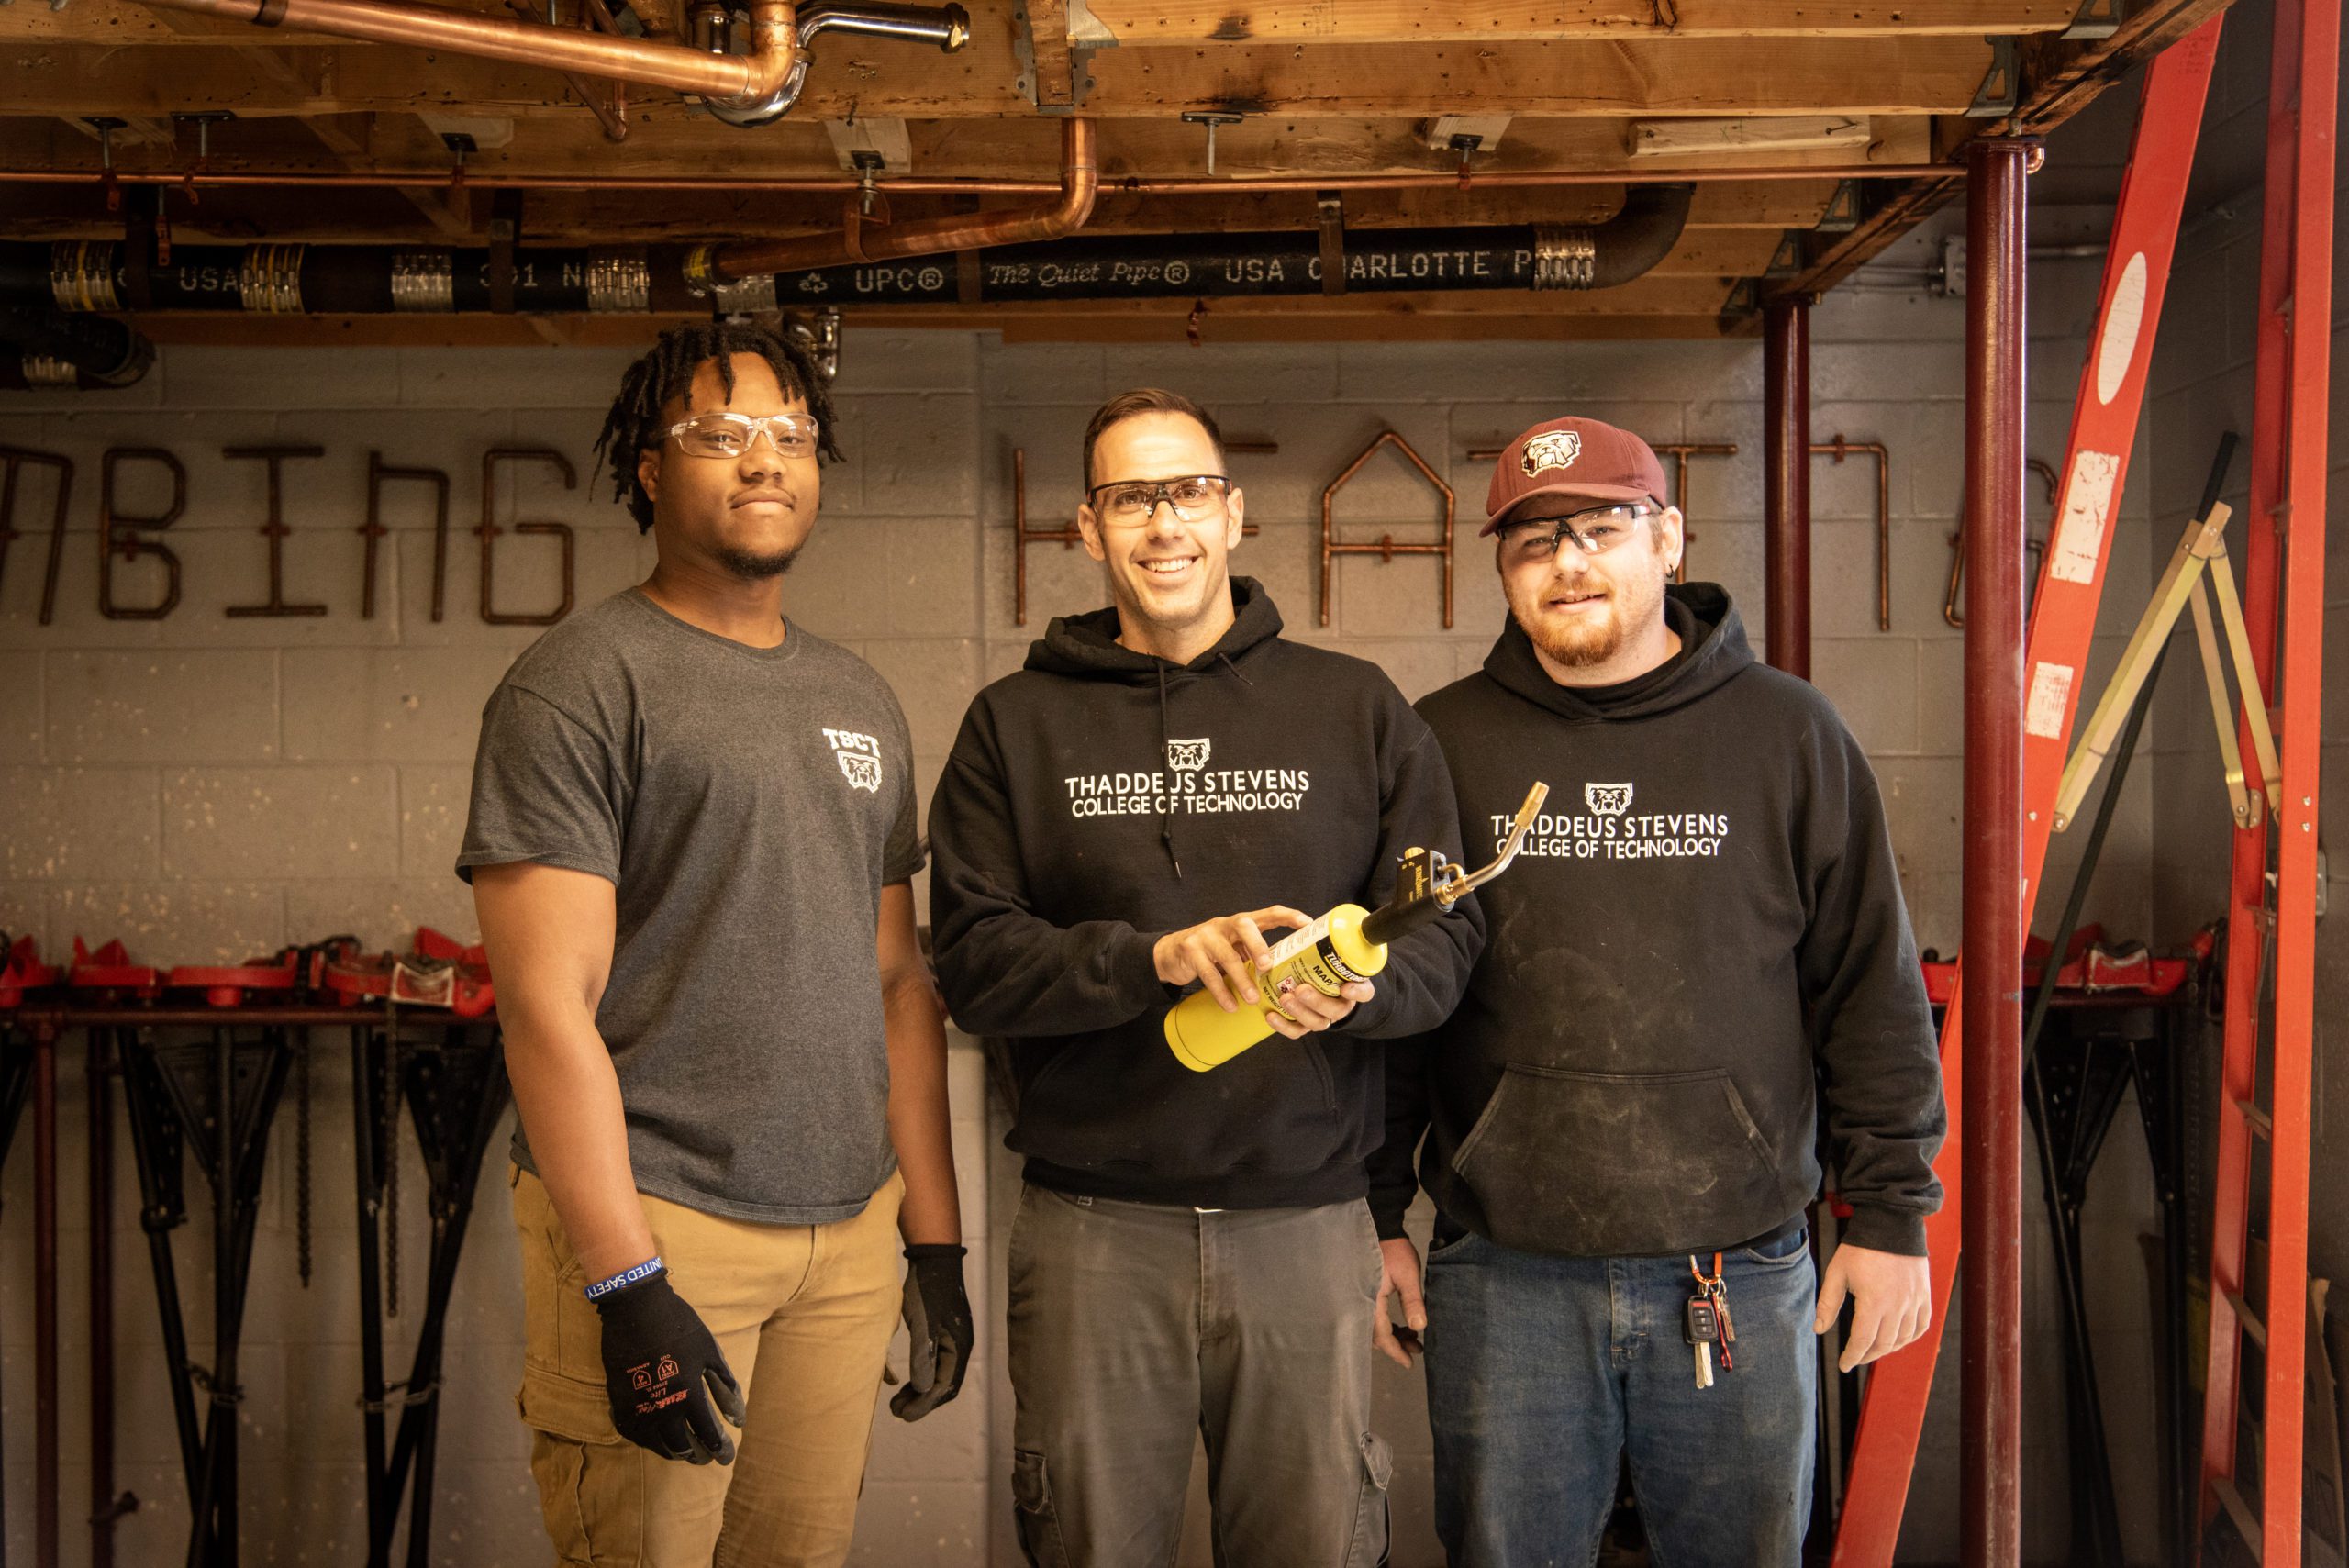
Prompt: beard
<box><xmin>1510</xmin><ymin>562</ymin><xmax>1666</xmax><ymax>671</ymax></box>
<box><xmin>712</xmin><ymin>541</ymin><xmax>801</xmax><ymax>581</ymax></box>
<box><xmin>1527</xmin><ymin>602</ymin><xmax>1628</xmax><ymax>667</ymax></box>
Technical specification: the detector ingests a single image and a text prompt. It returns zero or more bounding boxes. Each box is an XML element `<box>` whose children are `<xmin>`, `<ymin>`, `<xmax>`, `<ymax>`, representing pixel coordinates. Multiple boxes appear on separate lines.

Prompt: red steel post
<box><xmin>33</xmin><ymin>1024</ymin><xmax>59</xmax><ymax>1566</ymax></box>
<box><xmin>1764</xmin><ymin>295</ymin><xmax>1812</xmax><ymax>677</ymax></box>
<box><xmin>1960</xmin><ymin>135</ymin><xmax>2030</xmax><ymax>1568</ymax></box>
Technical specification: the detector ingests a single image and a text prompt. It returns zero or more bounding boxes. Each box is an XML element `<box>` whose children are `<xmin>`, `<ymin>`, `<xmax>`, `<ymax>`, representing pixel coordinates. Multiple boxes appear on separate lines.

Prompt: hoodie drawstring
<box><xmin>1154</xmin><ymin>662</ymin><xmax>1183</xmax><ymax>878</ymax></box>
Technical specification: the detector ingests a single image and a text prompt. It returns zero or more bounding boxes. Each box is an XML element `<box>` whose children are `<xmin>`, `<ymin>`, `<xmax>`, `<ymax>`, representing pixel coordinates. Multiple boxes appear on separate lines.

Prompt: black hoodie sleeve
<box><xmin>928</xmin><ymin>706</ymin><xmax>1170</xmax><ymax>1038</ymax></box>
<box><xmin>1798</xmin><ymin>722</ymin><xmax>1947</xmax><ymax>1256</ymax></box>
<box><xmin>1337</xmin><ymin>720</ymin><xmax>1485</xmax><ymax>1041</ymax></box>
<box><xmin>1368</xmin><ymin>1029</ymin><xmax>1433</xmax><ymax>1240</ymax></box>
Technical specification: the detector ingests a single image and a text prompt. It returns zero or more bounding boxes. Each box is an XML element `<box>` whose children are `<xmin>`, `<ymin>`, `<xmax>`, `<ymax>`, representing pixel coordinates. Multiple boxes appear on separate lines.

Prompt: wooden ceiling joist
<box><xmin>0</xmin><ymin>0</ymin><xmax>2077</xmax><ymax>45</ymax></box>
<box><xmin>0</xmin><ymin>0</ymin><xmax>2228</xmax><ymax>344</ymax></box>
<box><xmin>11</xmin><ymin>31</ymin><xmax>1998</xmax><ymax>119</ymax></box>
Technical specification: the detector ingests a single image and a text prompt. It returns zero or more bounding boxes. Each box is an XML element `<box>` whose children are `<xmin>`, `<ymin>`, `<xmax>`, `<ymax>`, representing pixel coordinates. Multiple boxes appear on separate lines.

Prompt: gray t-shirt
<box><xmin>457</xmin><ymin>587</ymin><xmax>923</xmax><ymax>1224</ymax></box>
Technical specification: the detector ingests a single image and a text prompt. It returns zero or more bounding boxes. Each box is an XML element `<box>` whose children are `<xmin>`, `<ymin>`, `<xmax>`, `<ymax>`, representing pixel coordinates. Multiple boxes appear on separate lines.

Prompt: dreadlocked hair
<box><xmin>593</xmin><ymin>319</ymin><xmax>844</xmax><ymax>533</ymax></box>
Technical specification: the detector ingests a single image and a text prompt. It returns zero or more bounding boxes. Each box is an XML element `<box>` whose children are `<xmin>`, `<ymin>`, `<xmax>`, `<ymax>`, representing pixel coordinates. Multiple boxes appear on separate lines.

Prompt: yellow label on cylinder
<box><xmin>1163</xmin><ymin>905</ymin><xmax>1390</xmax><ymax>1072</ymax></box>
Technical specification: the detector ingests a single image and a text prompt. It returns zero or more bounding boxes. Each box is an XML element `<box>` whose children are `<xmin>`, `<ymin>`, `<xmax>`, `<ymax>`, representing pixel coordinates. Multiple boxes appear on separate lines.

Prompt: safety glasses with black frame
<box><xmin>1497</xmin><ymin>500</ymin><xmax>1664</xmax><ymax>567</ymax></box>
<box><xmin>1085</xmin><ymin>474</ymin><xmax>1235</xmax><ymax>527</ymax></box>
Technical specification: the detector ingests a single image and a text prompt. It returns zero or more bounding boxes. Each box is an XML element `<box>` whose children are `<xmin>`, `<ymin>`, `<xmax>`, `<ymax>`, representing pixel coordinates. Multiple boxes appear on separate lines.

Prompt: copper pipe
<box><xmin>1764</xmin><ymin>295</ymin><xmax>1810</xmax><ymax>678</ymax></box>
<box><xmin>0</xmin><ymin>161</ymin><xmax>1955</xmax><ymax>197</ymax></box>
<box><xmin>1810</xmin><ymin>435</ymin><xmax>1890</xmax><ymax>630</ymax></box>
<box><xmin>704</xmin><ymin>117</ymin><xmax>1098</xmax><ymax>282</ymax></box>
<box><xmin>1960</xmin><ymin>132</ymin><xmax>2031</xmax><ymax>1568</ymax></box>
<box><xmin>1943</xmin><ymin>457</ymin><xmax>2057</xmax><ymax>629</ymax></box>
<box><xmin>130</xmin><ymin>0</ymin><xmax>804</xmax><ymax>112</ymax></box>
<box><xmin>480</xmin><ymin>447</ymin><xmax>575</xmax><ymax>626</ymax></box>
<box><xmin>223</xmin><ymin>444</ymin><xmax>328</xmax><ymax>617</ymax></box>
<box><xmin>1319</xmin><ymin>428</ymin><xmax>1455</xmax><ymax>629</ymax></box>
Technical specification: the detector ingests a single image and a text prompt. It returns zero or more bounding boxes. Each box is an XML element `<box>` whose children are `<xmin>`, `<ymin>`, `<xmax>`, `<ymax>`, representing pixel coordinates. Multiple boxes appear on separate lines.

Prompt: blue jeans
<box><xmin>1422</xmin><ymin>1221</ymin><xmax>1817</xmax><ymax>1568</ymax></box>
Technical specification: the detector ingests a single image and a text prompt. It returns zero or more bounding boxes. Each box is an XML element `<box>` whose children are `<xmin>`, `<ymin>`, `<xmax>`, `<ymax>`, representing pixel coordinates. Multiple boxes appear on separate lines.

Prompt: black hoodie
<box><xmin>1370</xmin><ymin>584</ymin><xmax>1945</xmax><ymax>1258</ymax></box>
<box><xmin>929</xmin><ymin>579</ymin><xmax>1481</xmax><ymax>1209</ymax></box>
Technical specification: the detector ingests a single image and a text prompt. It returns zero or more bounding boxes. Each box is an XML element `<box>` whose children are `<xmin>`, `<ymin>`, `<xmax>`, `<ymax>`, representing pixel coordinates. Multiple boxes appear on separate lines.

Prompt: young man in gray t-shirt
<box><xmin>459</xmin><ymin>322</ymin><xmax>971</xmax><ymax>1568</ymax></box>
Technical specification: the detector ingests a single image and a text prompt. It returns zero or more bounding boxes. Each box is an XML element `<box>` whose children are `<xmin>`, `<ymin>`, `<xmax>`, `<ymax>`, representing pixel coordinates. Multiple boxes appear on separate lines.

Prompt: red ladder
<box><xmin>1831</xmin><ymin>20</ymin><xmax>2224</xmax><ymax>1562</ymax></box>
<box><xmin>2198</xmin><ymin>0</ymin><xmax>2338</xmax><ymax>1560</ymax></box>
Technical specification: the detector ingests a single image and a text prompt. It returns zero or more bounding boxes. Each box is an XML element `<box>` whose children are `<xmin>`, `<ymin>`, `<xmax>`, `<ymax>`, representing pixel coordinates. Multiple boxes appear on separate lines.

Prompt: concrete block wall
<box><xmin>0</xmin><ymin>178</ymin><xmax>2183</xmax><ymax>1562</ymax></box>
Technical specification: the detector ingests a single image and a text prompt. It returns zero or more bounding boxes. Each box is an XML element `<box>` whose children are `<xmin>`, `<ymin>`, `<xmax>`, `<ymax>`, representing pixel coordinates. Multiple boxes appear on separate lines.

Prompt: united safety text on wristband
<box><xmin>585</xmin><ymin>1256</ymin><xmax>665</xmax><ymax>1300</ymax></box>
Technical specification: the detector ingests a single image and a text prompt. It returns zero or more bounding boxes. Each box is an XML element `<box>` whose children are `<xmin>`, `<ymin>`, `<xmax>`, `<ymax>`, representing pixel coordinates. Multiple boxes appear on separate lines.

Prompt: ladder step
<box><xmin>2224</xmin><ymin>1285</ymin><xmax>2269</xmax><ymax>1347</ymax></box>
<box><xmin>2236</xmin><ymin>1096</ymin><xmax>2275</xmax><ymax>1137</ymax></box>
<box><xmin>2212</xmin><ymin>1474</ymin><xmax>2264</xmax><ymax>1561</ymax></box>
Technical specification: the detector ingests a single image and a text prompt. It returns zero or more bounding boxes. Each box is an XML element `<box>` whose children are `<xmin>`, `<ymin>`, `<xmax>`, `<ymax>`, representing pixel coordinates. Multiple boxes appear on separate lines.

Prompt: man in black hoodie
<box><xmin>930</xmin><ymin>389</ymin><xmax>1480</xmax><ymax>1567</ymax></box>
<box><xmin>1371</xmin><ymin>417</ymin><xmax>1944</xmax><ymax>1566</ymax></box>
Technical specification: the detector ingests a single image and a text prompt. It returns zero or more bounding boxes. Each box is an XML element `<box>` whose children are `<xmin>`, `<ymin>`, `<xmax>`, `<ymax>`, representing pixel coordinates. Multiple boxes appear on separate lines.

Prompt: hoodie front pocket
<box><xmin>1451</xmin><ymin>1063</ymin><xmax>1783</xmax><ymax>1257</ymax></box>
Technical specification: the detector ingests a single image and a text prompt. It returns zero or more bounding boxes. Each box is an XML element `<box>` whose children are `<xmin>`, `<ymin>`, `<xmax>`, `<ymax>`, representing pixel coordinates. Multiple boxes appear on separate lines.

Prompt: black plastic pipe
<box><xmin>0</xmin><ymin>188</ymin><xmax>1696</xmax><ymax>317</ymax></box>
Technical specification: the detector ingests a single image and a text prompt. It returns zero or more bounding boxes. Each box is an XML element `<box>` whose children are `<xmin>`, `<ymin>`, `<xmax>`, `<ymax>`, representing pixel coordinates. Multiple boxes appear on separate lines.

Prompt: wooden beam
<box><xmin>6</xmin><ymin>0</ymin><xmax>2076</xmax><ymax>46</ymax></box>
<box><xmin>7</xmin><ymin>31</ymin><xmax>1997</xmax><ymax>117</ymax></box>
<box><xmin>1766</xmin><ymin>0</ymin><xmax>2232</xmax><ymax>305</ymax></box>
<box><xmin>1630</xmin><ymin>115</ymin><xmax>1872</xmax><ymax>158</ymax></box>
<box><xmin>1086</xmin><ymin>1</ymin><xmax>2075</xmax><ymax>43</ymax></box>
<box><xmin>0</xmin><ymin>104</ymin><xmax>1931</xmax><ymax>185</ymax></box>
<box><xmin>1020</xmin><ymin>0</ymin><xmax>1078</xmax><ymax>108</ymax></box>
<box><xmin>58</xmin><ymin>113</ymin><xmax>175</xmax><ymax>147</ymax></box>
<box><xmin>0</xmin><ymin>177</ymin><xmax>1828</xmax><ymax>251</ymax></box>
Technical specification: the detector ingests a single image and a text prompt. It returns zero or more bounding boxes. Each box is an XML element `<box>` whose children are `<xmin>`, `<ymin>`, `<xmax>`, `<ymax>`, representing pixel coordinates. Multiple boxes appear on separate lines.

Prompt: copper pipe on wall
<box><xmin>700</xmin><ymin>117</ymin><xmax>1098</xmax><ymax>283</ymax></box>
<box><xmin>1960</xmin><ymin>133</ymin><xmax>2032</xmax><ymax>1568</ymax></box>
<box><xmin>1319</xmin><ymin>428</ymin><xmax>1455</xmax><ymax>629</ymax></box>
<box><xmin>0</xmin><ymin>161</ymin><xmax>1954</xmax><ymax>197</ymax></box>
<box><xmin>1764</xmin><ymin>295</ymin><xmax>1810</xmax><ymax>678</ymax></box>
<box><xmin>1811</xmin><ymin>435</ymin><xmax>1890</xmax><ymax>630</ymax></box>
<box><xmin>131</xmin><ymin>0</ymin><xmax>803</xmax><ymax>109</ymax></box>
<box><xmin>1943</xmin><ymin>458</ymin><xmax>2057</xmax><ymax>629</ymax></box>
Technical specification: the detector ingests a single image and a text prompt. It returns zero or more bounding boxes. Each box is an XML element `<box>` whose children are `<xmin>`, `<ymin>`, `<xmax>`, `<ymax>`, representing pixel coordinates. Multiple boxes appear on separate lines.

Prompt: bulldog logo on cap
<box><xmin>1521</xmin><ymin>429</ymin><xmax>1582</xmax><ymax>476</ymax></box>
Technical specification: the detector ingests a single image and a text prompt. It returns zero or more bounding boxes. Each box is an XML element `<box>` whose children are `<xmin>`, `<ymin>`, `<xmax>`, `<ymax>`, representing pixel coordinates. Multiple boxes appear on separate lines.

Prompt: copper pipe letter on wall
<box><xmin>1320</xmin><ymin>429</ymin><xmax>1454</xmax><ymax>630</ymax></box>
<box><xmin>99</xmin><ymin>448</ymin><xmax>184</xmax><ymax>621</ymax></box>
<box><xmin>480</xmin><ymin>448</ymin><xmax>576</xmax><ymax>627</ymax></box>
<box><xmin>1810</xmin><ymin>435</ymin><xmax>1892</xmax><ymax>630</ymax></box>
<box><xmin>223</xmin><ymin>445</ymin><xmax>328</xmax><ymax>617</ymax></box>
<box><xmin>364</xmin><ymin>452</ymin><xmax>449</xmax><ymax>623</ymax></box>
<box><xmin>1</xmin><ymin>447</ymin><xmax>74</xmax><ymax>627</ymax></box>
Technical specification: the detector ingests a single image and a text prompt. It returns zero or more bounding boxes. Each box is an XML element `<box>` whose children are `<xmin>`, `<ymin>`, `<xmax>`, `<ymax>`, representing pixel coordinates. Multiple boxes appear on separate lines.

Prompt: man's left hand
<box><xmin>1813</xmin><ymin>1241</ymin><xmax>1931</xmax><ymax>1372</ymax></box>
<box><xmin>1264</xmin><ymin>975</ymin><xmax>1375</xmax><ymax>1039</ymax></box>
<box><xmin>892</xmin><ymin>1244</ymin><xmax>973</xmax><ymax>1421</ymax></box>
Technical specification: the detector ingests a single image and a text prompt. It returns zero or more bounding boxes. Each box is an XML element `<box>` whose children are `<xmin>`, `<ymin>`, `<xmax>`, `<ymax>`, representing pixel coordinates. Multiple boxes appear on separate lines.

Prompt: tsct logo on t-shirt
<box><xmin>1498</xmin><ymin>776</ymin><xmax>1732</xmax><ymax>862</ymax></box>
<box><xmin>823</xmin><ymin>728</ymin><xmax>884</xmax><ymax>793</ymax></box>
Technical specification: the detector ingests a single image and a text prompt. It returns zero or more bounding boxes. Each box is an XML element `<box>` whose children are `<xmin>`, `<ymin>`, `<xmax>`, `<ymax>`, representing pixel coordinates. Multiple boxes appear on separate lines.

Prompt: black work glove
<box><xmin>891</xmin><ymin>1243</ymin><xmax>973</xmax><ymax>1422</ymax></box>
<box><xmin>593</xmin><ymin>1267</ymin><xmax>746</xmax><ymax>1463</ymax></box>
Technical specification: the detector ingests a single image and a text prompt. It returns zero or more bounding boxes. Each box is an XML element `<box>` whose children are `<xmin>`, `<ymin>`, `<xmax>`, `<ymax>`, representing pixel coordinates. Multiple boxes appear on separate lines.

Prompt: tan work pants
<box><xmin>512</xmin><ymin>1165</ymin><xmax>906</xmax><ymax>1568</ymax></box>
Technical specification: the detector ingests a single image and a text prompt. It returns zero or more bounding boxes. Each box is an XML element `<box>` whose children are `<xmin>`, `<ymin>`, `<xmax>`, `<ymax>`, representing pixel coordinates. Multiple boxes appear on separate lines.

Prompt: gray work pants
<box><xmin>1005</xmin><ymin>1185</ymin><xmax>1394</xmax><ymax>1568</ymax></box>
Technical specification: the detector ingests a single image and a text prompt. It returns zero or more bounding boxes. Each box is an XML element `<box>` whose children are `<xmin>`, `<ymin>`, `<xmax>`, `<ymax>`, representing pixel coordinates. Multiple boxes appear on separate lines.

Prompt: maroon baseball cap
<box><xmin>1482</xmin><ymin>417</ymin><xmax>1668</xmax><ymax>535</ymax></box>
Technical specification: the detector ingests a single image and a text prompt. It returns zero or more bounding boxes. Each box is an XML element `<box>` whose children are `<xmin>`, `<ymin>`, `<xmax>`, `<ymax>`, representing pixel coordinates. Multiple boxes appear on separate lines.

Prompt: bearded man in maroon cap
<box><xmin>1366</xmin><ymin>417</ymin><xmax>1946</xmax><ymax>1564</ymax></box>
